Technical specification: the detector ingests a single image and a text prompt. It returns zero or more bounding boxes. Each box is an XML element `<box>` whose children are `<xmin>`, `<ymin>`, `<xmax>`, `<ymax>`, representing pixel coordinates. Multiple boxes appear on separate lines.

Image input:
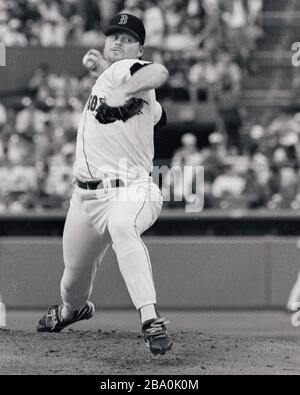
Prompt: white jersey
<box><xmin>74</xmin><ymin>59</ymin><xmax>162</xmax><ymax>182</ymax></box>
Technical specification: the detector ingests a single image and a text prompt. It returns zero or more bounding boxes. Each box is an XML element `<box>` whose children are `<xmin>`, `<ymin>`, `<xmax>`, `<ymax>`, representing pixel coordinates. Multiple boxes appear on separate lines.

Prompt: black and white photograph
<box><xmin>0</xmin><ymin>0</ymin><xmax>300</xmax><ymax>378</ymax></box>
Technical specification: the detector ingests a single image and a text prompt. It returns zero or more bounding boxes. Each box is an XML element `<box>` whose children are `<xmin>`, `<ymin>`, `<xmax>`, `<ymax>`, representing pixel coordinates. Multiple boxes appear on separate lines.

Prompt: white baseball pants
<box><xmin>60</xmin><ymin>179</ymin><xmax>162</xmax><ymax>310</ymax></box>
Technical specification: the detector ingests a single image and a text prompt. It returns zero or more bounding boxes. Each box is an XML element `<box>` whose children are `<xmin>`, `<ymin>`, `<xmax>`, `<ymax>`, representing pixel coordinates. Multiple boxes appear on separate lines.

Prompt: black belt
<box><xmin>77</xmin><ymin>179</ymin><xmax>124</xmax><ymax>190</ymax></box>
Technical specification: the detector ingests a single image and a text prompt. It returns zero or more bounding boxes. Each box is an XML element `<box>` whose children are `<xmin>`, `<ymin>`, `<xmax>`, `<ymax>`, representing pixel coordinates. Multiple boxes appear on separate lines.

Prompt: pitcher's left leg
<box><xmin>107</xmin><ymin>184</ymin><xmax>160</xmax><ymax>309</ymax></box>
<box><xmin>107</xmin><ymin>183</ymin><xmax>172</xmax><ymax>355</ymax></box>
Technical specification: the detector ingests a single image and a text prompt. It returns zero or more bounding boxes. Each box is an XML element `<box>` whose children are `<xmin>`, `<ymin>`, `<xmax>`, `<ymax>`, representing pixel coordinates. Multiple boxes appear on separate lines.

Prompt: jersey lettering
<box><xmin>87</xmin><ymin>95</ymin><xmax>102</xmax><ymax>112</ymax></box>
<box><xmin>90</xmin><ymin>95</ymin><xmax>98</xmax><ymax>112</ymax></box>
<box><xmin>87</xmin><ymin>95</ymin><xmax>93</xmax><ymax>111</ymax></box>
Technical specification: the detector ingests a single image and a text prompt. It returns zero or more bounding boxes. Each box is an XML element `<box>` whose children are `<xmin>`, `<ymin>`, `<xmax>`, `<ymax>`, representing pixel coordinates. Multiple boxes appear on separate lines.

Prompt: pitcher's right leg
<box><xmin>36</xmin><ymin>191</ymin><xmax>110</xmax><ymax>332</ymax></box>
<box><xmin>61</xmin><ymin>192</ymin><xmax>110</xmax><ymax>313</ymax></box>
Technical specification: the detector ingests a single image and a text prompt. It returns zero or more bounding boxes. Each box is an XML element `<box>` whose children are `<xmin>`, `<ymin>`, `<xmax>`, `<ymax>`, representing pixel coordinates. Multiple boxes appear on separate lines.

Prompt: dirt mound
<box><xmin>0</xmin><ymin>329</ymin><xmax>299</xmax><ymax>375</ymax></box>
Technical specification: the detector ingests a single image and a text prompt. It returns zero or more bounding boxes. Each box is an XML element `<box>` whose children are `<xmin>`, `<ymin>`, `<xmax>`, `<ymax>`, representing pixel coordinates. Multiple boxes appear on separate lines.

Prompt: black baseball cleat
<box><xmin>142</xmin><ymin>317</ymin><xmax>172</xmax><ymax>355</ymax></box>
<box><xmin>36</xmin><ymin>302</ymin><xmax>95</xmax><ymax>333</ymax></box>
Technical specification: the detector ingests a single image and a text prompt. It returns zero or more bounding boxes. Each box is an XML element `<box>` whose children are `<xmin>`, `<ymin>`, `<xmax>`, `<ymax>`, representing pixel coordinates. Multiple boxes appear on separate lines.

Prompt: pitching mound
<box><xmin>0</xmin><ymin>329</ymin><xmax>299</xmax><ymax>375</ymax></box>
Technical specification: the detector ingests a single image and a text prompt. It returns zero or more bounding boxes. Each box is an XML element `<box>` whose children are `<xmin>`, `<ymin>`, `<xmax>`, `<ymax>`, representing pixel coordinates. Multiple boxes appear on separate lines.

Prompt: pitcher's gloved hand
<box><xmin>95</xmin><ymin>97</ymin><xmax>147</xmax><ymax>124</ymax></box>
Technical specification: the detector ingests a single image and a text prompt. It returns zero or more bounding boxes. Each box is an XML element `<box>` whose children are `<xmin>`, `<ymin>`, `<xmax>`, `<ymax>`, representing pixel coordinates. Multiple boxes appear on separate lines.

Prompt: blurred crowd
<box><xmin>2</xmin><ymin>68</ymin><xmax>300</xmax><ymax>212</ymax></box>
<box><xmin>163</xmin><ymin>111</ymin><xmax>300</xmax><ymax>211</ymax></box>
<box><xmin>0</xmin><ymin>0</ymin><xmax>276</xmax><ymax>212</ymax></box>
<box><xmin>0</xmin><ymin>0</ymin><xmax>264</xmax><ymax>97</ymax></box>
<box><xmin>0</xmin><ymin>66</ymin><xmax>95</xmax><ymax>211</ymax></box>
<box><xmin>0</xmin><ymin>0</ymin><xmax>263</xmax><ymax>52</ymax></box>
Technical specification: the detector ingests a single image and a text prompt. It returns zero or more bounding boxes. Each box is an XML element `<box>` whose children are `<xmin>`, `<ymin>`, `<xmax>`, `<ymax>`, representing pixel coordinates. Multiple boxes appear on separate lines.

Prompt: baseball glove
<box><xmin>95</xmin><ymin>97</ymin><xmax>147</xmax><ymax>124</ymax></box>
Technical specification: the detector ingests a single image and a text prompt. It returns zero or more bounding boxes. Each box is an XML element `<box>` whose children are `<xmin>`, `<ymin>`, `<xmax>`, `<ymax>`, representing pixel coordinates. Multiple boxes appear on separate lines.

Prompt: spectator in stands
<box><xmin>45</xmin><ymin>142</ymin><xmax>75</xmax><ymax>209</ymax></box>
<box><xmin>68</xmin><ymin>14</ymin><xmax>105</xmax><ymax>47</ymax></box>
<box><xmin>98</xmin><ymin>0</ymin><xmax>120</xmax><ymax>24</ymax></box>
<box><xmin>0</xmin><ymin>162</ymin><xmax>9</xmax><ymax>211</ymax></box>
<box><xmin>220</xmin><ymin>0</ymin><xmax>248</xmax><ymax>56</ymax></box>
<box><xmin>15</xmin><ymin>98</ymin><xmax>48</xmax><ymax>135</ymax></box>
<box><xmin>162</xmin><ymin>133</ymin><xmax>203</xmax><ymax>208</ymax></box>
<box><xmin>247</xmin><ymin>0</ymin><xmax>263</xmax><ymax>24</ymax></box>
<box><xmin>221</xmin><ymin>0</ymin><xmax>248</xmax><ymax>31</ymax></box>
<box><xmin>34</xmin><ymin>129</ymin><xmax>52</xmax><ymax>161</ymax></box>
<box><xmin>216</xmin><ymin>51</ymin><xmax>242</xmax><ymax>89</ymax></box>
<box><xmin>5</xmin><ymin>133</ymin><xmax>37</xmax><ymax>211</ymax></box>
<box><xmin>162</xmin><ymin>53</ymin><xmax>188</xmax><ymax>101</ymax></box>
<box><xmin>48</xmin><ymin>99</ymin><xmax>77</xmax><ymax>132</ymax></box>
<box><xmin>213</xmin><ymin>73</ymin><xmax>243</xmax><ymax>154</ymax></box>
<box><xmin>121</xmin><ymin>0</ymin><xmax>144</xmax><ymax>19</ymax></box>
<box><xmin>0</xmin><ymin>0</ymin><xmax>9</xmax><ymax>23</ymax></box>
<box><xmin>0</xmin><ymin>102</ymin><xmax>7</xmax><ymax>132</ymax></box>
<box><xmin>188</xmin><ymin>53</ymin><xmax>211</xmax><ymax>102</ymax></box>
<box><xmin>60</xmin><ymin>0</ymin><xmax>79</xmax><ymax>20</ymax></box>
<box><xmin>187</xmin><ymin>0</ymin><xmax>221</xmax><ymax>53</ymax></box>
<box><xmin>202</xmin><ymin>132</ymin><xmax>227</xmax><ymax>183</ymax></box>
<box><xmin>189</xmin><ymin>51</ymin><xmax>219</xmax><ymax>88</ymax></box>
<box><xmin>37</xmin><ymin>0</ymin><xmax>67</xmax><ymax>46</ymax></box>
<box><xmin>165</xmin><ymin>24</ymin><xmax>199</xmax><ymax>53</ymax></box>
<box><xmin>209</xmin><ymin>156</ymin><xmax>266</xmax><ymax>209</ymax></box>
<box><xmin>9</xmin><ymin>0</ymin><xmax>39</xmax><ymax>23</ymax></box>
<box><xmin>0</xmin><ymin>18</ymin><xmax>28</xmax><ymax>46</ymax></box>
<box><xmin>163</xmin><ymin>0</ymin><xmax>184</xmax><ymax>34</ymax></box>
<box><xmin>28</xmin><ymin>63</ymin><xmax>52</xmax><ymax>102</ymax></box>
<box><xmin>210</xmin><ymin>162</ymin><xmax>246</xmax><ymax>205</ymax></box>
<box><xmin>171</xmin><ymin>133</ymin><xmax>203</xmax><ymax>167</ymax></box>
<box><xmin>250</xmin><ymin>152</ymin><xmax>271</xmax><ymax>190</ymax></box>
<box><xmin>143</xmin><ymin>0</ymin><xmax>165</xmax><ymax>48</ymax></box>
<box><xmin>267</xmin><ymin>165</ymin><xmax>300</xmax><ymax>210</ymax></box>
<box><xmin>278</xmin><ymin>166</ymin><xmax>300</xmax><ymax>208</ymax></box>
<box><xmin>241</xmin><ymin>166</ymin><xmax>268</xmax><ymax>208</ymax></box>
<box><xmin>78</xmin><ymin>0</ymin><xmax>101</xmax><ymax>31</ymax></box>
<box><xmin>246</xmin><ymin>0</ymin><xmax>264</xmax><ymax>49</ymax></box>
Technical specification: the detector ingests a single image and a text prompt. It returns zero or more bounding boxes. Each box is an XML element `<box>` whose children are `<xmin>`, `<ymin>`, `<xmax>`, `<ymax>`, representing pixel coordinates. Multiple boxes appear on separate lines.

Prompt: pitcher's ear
<box><xmin>138</xmin><ymin>45</ymin><xmax>144</xmax><ymax>59</ymax></box>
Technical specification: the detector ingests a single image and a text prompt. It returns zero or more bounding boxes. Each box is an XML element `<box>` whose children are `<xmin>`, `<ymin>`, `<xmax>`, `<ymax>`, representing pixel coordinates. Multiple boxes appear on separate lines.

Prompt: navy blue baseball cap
<box><xmin>103</xmin><ymin>13</ymin><xmax>146</xmax><ymax>45</ymax></box>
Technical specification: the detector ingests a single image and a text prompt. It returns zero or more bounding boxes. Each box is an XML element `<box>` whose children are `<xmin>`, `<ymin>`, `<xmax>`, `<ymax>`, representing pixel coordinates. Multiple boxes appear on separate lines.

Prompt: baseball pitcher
<box><xmin>36</xmin><ymin>14</ymin><xmax>172</xmax><ymax>356</ymax></box>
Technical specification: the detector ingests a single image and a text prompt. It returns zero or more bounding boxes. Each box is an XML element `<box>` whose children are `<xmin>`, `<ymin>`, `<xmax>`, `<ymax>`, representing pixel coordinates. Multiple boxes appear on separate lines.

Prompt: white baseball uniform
<box><xmin>61</xmin><ymin>59</ymin><xmax>164</xmax><ymax>310</ymax></box>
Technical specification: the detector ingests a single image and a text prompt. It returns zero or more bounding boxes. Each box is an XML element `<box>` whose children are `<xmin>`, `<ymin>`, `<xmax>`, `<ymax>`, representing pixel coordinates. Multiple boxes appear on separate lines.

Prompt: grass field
<box><xmin>1</xmin><ymin>310</ymin><xmax>300</xmax><ymax>375</ymax></box>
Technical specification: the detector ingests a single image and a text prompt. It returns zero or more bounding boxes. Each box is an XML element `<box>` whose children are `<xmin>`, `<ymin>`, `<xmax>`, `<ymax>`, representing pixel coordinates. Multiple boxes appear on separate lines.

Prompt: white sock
<box><xmin>60</xmin><ymin>305</ymin><xmax>76</xmax><ymax>321</ymax></box>
<box><xmin>140</xmin><ymin>304</ymin><xmax>157</xmax><ymax>324</ymax></box>
<box><xmin>0</xmin><ymin>295</ymin><xmax>6</xmax><ymax>327</ymax></box>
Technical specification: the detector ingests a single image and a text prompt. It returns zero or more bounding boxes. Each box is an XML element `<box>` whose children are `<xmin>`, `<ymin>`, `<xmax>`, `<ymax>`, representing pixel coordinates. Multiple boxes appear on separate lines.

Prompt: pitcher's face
<box><xmin>104</xmin><ymin>32</ymin><xmax>143</xmax><ymax>64</ymax></box>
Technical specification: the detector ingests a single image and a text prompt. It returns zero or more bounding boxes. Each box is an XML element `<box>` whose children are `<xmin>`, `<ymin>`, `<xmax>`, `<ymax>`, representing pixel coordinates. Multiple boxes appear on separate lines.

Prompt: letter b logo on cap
<box><xmin>119</xmin><ymin>14</ymin><xmax>128</xmax><ymax>25</ymax></box>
